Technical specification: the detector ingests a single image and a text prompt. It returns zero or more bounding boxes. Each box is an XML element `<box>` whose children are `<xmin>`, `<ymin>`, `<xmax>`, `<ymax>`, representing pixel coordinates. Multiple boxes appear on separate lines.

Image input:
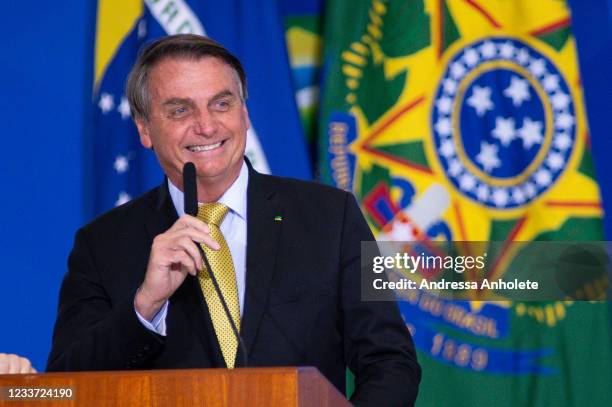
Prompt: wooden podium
<box><xmin>0</xmin><ymin>367</ymin><xmax>351</xmax><ymax>406</ymax></box>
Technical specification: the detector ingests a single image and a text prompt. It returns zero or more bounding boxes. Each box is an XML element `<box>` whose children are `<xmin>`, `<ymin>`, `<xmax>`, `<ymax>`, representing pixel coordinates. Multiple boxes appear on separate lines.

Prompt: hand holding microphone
<box><xmin>135</xmin><ymin>163</ymin><xmax>220</xmax><ymax>321</ymax></box>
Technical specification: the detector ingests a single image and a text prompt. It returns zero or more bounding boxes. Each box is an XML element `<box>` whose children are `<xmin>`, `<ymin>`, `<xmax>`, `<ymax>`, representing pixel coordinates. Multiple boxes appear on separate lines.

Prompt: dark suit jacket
<box><xmin>47</xmin><ymin>162</ymin><xmax>421</xmax><ymax>406</ymax></box>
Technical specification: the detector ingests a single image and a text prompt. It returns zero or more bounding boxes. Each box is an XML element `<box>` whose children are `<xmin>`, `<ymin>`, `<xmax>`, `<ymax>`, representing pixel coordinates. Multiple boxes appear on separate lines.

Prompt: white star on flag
<box><xmin>114</xmin><ymin>155</ymin><xmax>130</xmax><ymax>174</ymax></box>
<box><xmin>518</xmin><ymin>118</ymin><xmax>544</xmax><ymax>149</ymax></box>
<box><xmin>499</xmin><ymin>41</ymin><xmax>516</xmax><ymax>59</ymax></box>
<box><xmin>547</xmin><ymin>152</ymin><xmax>565</xmax><ymax>170</ymax></box>
<box><xmin>556</xmin><ymin>113</ymin><xmax>575</xmax><ymax>131</ymax></box>
<box><xmin>516</xmin><ymin>48</ymin><xmax>530</xmax><ymax>65</ymax></box>
<box><xmin>459</xmin><ymin>174</ymin><xmax>477</xmax><ymax>191</ymax></box>
<box><xmin>436</xmin><ymin>96</ymin><xmax>453</xmax><ymax>114</ymax></box>
<box><xmin>523</xmin><ymin>182</ymin><xmax>537</xmax><ymax>198</ymax></box>
<box><xmin>467</xmin><ymin>86</ymin><xmax>494</xmax><ymax>117</ymax></box>
<box><xmin>543</xmin><ymin>74</ymin><xmax>560</xmax><ymax>92</ymax></box>
<box><xmin>118</xmin><ymin>97</ymin><xmax>131</xmax><ymax>120</ymax></box>
<box><xmin>492</xmin><ymin>188</ymin><xmax>509</xmax><ymax>207</ymax></box>
<box><xmin>448</xmin><ymin>160</ymin><xmax>463</xmax><ymax>177</ymax></box>
<box><xmin>99</xmin><ymin>93</ymin><xmax>114</xmax><ymax>114</ymax></box>
<box><xmin>463</xmin><ymin>48</ymin><xmax>480</xmax><ymax>67</ymax></box>
<box><xmin>115</xmin><ymin>191</ymin><xmax>132</xmax><ymax>206</ymax></box>
<box><xmin>480</xmin><ymin>41</ymin><xmax>497</xmax><ymax>59</ymax></box>
<box><xmin>492</xmin><ymin>116</ymin><xmax>517</xmax><ymax>146</ymax></box>
<box><xmin>534</xmin><ymin>169</ymin><xmax>552</xmax><ymax>186</ymax></box>
<box><xmin>553</xmin><ymin>133</ymin><xmax>572</xmax><ymax>150</ymax></box>
<box><xmin>439</xmin><ymin>140</ymin><xmax>455</xmax><ymax>158</ymax></box>
<box><xmin>476</xmin><ymin>141</ymin><xmax>501</xmax><ymax>173</ymax></box>
<box><xmin>511</xmin><ymin>187</ymin><xmax>527</xmax><ymax>204</ymax></box>
<box><xmin>528</xmin><ymin>58</ymin><xmax>547</xmax><ymax>77</ymax></box>
<box><xmin>504</xmin><ymin>76</ymin><xmax>531</xmax><ymax>107</ymax></box>
<box><xmin>476</xmin><ymin>184</ymin><xmax>490</xmax><ymax>201</ymax></box>
<box><xmin>450</xmin><ymin>61</ymin><xmax>467</xmax><ymax>79</ymax></box>
<box><xmin>551</xmin><ymin>91</ymin><xmax>571</xmax><ymax>111</ymax></box>
<box><xmin>435</xmin><ymin>118</ymin><xmax>452</xmax><ymax>136</ymax></box>
<box><xmin>443</xmin><ymin>78</ymin><xmax>458</xmax><ymax>95</ymax></box>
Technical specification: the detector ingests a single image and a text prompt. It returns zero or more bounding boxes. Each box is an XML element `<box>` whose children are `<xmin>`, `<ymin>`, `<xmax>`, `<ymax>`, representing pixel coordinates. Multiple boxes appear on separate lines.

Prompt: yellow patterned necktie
<box><xmin>196</xmin><ymin>203</ymin><xmax>240</xmax><ymax>368</ymax></box>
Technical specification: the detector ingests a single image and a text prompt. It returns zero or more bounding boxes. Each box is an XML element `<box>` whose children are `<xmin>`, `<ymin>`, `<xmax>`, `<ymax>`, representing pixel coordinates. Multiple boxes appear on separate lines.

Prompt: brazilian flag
<box><xmin>320</xmin><ymin>0</ymin><xmax>612</xmax><ymax>405</ymax></box>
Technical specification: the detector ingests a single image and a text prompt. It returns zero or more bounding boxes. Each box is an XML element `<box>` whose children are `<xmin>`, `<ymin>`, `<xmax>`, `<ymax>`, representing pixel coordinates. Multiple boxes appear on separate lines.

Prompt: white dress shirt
<box><xmin>136</xmin><ymin>162</ymin><xmax>249</xmax><ymax>335</ymax></box>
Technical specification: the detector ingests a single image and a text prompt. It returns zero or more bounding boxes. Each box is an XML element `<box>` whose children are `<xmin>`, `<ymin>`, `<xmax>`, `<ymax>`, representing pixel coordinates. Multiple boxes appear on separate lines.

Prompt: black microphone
<box><xmin>183</xmin><ymin>162</ymin><xmax>198</xmax><ymax>216</ymax></box>
<box><xmin>182</xmin><ymin>162</ymin><xmax>248</xmax><ymax>368</ymax></box>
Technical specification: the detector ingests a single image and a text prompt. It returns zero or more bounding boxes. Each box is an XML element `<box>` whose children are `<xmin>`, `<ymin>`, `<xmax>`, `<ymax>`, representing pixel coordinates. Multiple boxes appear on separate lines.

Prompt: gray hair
<box><xmin>126</xmin><ymin>34</ymin><xmax>248</xmax><ymax>121</ymax></box>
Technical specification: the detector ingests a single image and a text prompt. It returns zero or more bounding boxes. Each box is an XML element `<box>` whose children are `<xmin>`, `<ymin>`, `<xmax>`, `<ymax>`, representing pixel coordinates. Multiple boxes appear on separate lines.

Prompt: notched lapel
<box><xmin>239</xmin><ymin>170</ymin><xmax>283</xmax><ymax>361</ymax></box>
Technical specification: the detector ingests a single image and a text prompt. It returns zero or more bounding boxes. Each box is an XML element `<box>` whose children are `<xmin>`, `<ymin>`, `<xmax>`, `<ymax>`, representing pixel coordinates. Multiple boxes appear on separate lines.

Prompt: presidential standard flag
<box><xmin>93</xmin><ymin>0</ymin><xmax>311</xmax><ymax>215</ymax></box>
<box><xmin>320</xmin><ymin>0</ymin><xmax>612</xmax><ymax>405</ymax></box>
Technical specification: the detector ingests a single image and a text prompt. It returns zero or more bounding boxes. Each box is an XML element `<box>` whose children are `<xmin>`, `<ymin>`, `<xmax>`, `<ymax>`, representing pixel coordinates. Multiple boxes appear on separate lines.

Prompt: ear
<box><xmin>135</xmin><ymin>117</ymin><xmax>153</xmax><ymax>149</ymax></box>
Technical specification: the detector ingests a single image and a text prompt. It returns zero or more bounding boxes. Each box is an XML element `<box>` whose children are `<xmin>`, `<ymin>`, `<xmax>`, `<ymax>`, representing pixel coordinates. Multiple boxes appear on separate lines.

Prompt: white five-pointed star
<box><xmin>467</xmin><ymin>86</ymin><xmax>494</xmax><ymax>117</ymax></box>
<box><xmin>491</xmin><ymin>116</ymin><xmax>516</xmax><ymax>146</ymax></box>
<box><xmin>451</xmin><ymin>62</ymin><xmax>466</xmax><ymax>79</ymax></box>
<box><xmin>476</xmin><ymin>142</ymin><xmax>501</xmax><ymax>173</ymax></box>
<box><xmin>443</xmin><ymin>78</ymin><xmax>458</xmax><ymax>94</ymax></box>
<box><xmin>504</xmin><ymin>76</ymin><xmax>531</xmax><ymax>107</ymax></box>
<box><xmin>448</xmin><ymin>160</ymin><xmax>463</xmax><ymax>177</ymax></box>
<box><xmin>114</xmin><ymin>155</ymin><xmax>130</xmax><ymax>174</ymax></box>
<box><xmin>115</xmin><ymin>191</ymin><xmax>131</xmax><ymax>206</ymax></box>
<box><xmin>556</xmin><ymin>113</ymin><xmax>575</xmax><ymax>131</ymax></box>
<box><xmin>459</xmin><ymin>174</ymin><xmax>477</xmax><ymax>191</ymax></box>
<box><xmin>436</xmin><ymin>96</ymin><xmax>453</xmax><ymax>114</ymax></box>
<box><xmin>518</xmin><ymin>118</ymin><xmax>544</xmax><ymax>149</ymax></box>
<box><xmin>499</xmin><ymin>41</ymin><xmax>515</xmax><ymax>59</ymax></box>
<box><xmin>118</xmin><ymin>97</ymin><xmax>131</xmax><ymax>120</ymax></box>
<box><xmin>439</xmin><ymin>140</ymin><xmax>455</xmax><ymax>158</ymax></box>
<box><xmin>516</xmin><ymin>48</ymin><xmax>530</xmax><ymax>65</ymax></box>
<box><xmin>551</xmin><ymin>91</ymin><xmax>571</xmax><ymax>110</ymax></box>
<box><xmin>435</xmin><ymin>118</ymin><xmax>452</xmax><ymax>136</ymax></box>
<box><xmin>554</xmin><ymin>133</ymin><xmax>572</xmax><ymax>150</ymax></box>
<box><xmin>480</xmin><ymin>41</ymin><xmax>497</xmax><ymax>59</ymax></box>
<box><xmin>535</xmin><ymin>169</ymin><xmax>552</xmax><ymax>186</ymax></box>
<box><xmin>523</xmin><ymin>182</ymin><xmax>537</xmax><ymax>198</ymax></box>
<box><xmin>476</xmin><ymin>184</ymin><xmax>489</xmax><ymax>201</ymax></box>
<box><xmin>543</xmin><ymin>74</ymin><xmax>560</xmax><ymax>92</ymax></box>
<box><xmin>99</xmin><ymin>93</ymin><xmax>114</xmax><ymax>114</ymax></box>
<box><xmin>511</xmin><ymin>187</ymin><xmax>526</xmax><ymax>204</ymax></box>
<box><xmin>463</xmin><ymin>48</ymin><xmax>480</xmax><ymax>67</ymax></box>
<box><xmin>492</xmin><ymin>189</ymin><xmax>509</xmax><ymax>207</ymax></box>
<box><xmin>547</xmin><ymin>152</ymin><xmax>565</xmax><ymax>170</ymax></box>
<box><xmin>528</xmin><ymin>58</ymin><xmax>547</xmax><ymax>77</ymax></box>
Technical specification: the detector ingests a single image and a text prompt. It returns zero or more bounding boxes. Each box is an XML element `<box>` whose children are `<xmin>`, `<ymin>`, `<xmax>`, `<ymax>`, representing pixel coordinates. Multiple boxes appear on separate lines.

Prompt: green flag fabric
<box><xmin>319</xmin><ymin>0</ymin><xmax>612</xmax><ymax>405</ymax></box>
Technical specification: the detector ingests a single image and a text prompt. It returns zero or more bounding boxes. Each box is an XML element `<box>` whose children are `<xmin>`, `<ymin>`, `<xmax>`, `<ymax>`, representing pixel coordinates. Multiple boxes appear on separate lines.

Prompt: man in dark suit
<box><xmin>47</xmin><ymin>34</ymin><xmax>420</xmax><ymax>406</ymax></box>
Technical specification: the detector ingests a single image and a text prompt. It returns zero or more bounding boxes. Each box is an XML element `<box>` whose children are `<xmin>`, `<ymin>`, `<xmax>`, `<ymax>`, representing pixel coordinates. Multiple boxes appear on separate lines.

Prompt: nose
<box><xmin>193</xmin><ymin>109</ymin><xmax>219</xmax><ymax>137</ymax></box>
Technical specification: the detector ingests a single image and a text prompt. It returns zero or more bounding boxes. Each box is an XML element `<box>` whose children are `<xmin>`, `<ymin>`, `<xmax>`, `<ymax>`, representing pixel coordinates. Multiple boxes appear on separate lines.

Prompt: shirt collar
<box><xmin>168</xmin><ymin>161</ymin><xmax>248</xmax><ymax>220</ymax></box>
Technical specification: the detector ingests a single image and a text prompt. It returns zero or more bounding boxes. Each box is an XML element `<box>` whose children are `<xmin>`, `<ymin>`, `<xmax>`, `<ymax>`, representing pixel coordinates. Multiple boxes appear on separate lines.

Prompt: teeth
<box><xmin>188</xmin><ymin>142</ymin><xmax>222</xmax><ymax>152</ymax></box>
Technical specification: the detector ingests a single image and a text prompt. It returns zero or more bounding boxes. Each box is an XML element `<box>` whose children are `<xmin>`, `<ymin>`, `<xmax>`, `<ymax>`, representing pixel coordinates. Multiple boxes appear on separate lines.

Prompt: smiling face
<box><xmin>135</xmin><ymin>56</ymin><xmax>250</xmax><ymax>199</ymax></box>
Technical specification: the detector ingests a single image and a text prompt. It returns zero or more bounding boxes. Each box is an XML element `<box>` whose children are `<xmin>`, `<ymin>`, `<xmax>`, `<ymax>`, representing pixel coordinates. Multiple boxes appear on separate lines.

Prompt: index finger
<box><xmin>172</xmin><ymin>214</ymin><xmax>211</xmax><ymax>234</ymax></box>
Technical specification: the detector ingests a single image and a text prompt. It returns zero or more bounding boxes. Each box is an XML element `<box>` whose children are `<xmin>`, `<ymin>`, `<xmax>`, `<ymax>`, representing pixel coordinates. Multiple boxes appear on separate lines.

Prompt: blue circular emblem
<box><xmin>432</xmin><ymin>38</ymin><xmax>576</xmax><ymax>209</ymax></box>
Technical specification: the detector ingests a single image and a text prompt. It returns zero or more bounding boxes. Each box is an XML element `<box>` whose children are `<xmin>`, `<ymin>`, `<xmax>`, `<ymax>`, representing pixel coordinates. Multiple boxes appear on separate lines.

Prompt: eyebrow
<box><xmin>209</xmin><ymin>90</ymin><xmax>236</xmax><ymax>104</ymax></box>
<box><xmin>160</xmin><ymin>90</ymin><xmax>237</xmax><ymax>108</ymax></box>
<box><xmin>161</xmin><ymin>97</ymin><xmax>193</xmax><ymax>107</ymax></box>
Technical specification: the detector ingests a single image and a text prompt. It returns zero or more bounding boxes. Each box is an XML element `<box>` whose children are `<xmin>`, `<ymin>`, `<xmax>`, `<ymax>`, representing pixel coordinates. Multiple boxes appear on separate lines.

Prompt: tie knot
<box><xmin>197</xmin><ymin>202</ymin><xmax>230</xmax><ymax>226</ymax></box>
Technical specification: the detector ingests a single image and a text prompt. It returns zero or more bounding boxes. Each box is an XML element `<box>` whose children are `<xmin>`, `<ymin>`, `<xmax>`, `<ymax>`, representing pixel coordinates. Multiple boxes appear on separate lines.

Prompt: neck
<box><xmin>170</xmin><ymin>162</ymin><xmax>243</xmax><ymax>203</ymax></box>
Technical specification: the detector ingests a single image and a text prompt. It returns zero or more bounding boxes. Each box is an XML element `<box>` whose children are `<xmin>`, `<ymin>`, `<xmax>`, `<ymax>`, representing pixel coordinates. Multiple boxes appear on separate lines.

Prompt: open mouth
<box><xmin>187</xmin><ymin>140</ymin><xmax>226</xmax><ymax>152</ymax></box>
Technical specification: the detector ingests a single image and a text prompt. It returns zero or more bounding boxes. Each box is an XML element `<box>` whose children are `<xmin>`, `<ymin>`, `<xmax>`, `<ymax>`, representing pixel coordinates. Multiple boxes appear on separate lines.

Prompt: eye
<box><xmin>213</xmin><ymin>99</ymin><xmax>231</xmax><ymax>111</ymax></box>
<box><xmin>170</xmin><ymin>106</ymin><xmax>189</xmax><ymax>117</ymax></box>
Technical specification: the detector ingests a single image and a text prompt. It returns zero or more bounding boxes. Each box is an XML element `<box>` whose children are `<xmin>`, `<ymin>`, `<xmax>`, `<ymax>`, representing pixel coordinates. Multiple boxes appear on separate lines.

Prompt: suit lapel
<box><xmin>145</xmin><ymin>181</ymin><xmax>225</xmax><ymax>367</ymax></box>
<box><xmin>238</xmin><ymin>166</ymin><xmax>283</xmax><ymax>363</ymax></box>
